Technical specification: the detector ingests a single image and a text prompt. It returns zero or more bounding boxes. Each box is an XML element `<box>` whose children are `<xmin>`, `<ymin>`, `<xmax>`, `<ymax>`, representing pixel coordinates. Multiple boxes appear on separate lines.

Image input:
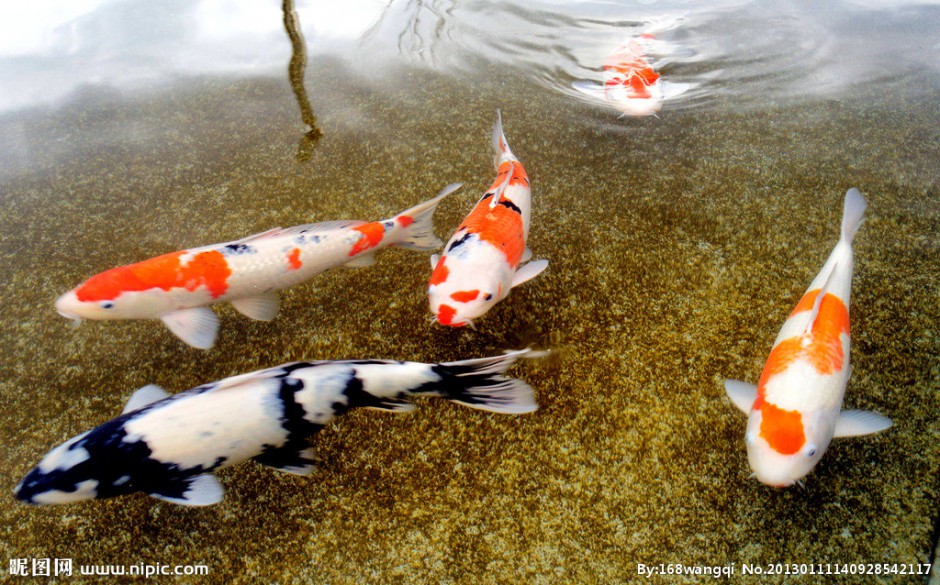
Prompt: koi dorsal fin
<box><xmin>196</xmin><ymin>362</ymin><xmax>308</xmax><ymax>393</ymax></box>
<box><xmin>235</xmin><ymin>220</ymin><xmax>366</xmax><ymax>244</ymax></box>
<box><xmin>804</xmin><ymin>260</ymin><xmax>840</xmax><ymax>335</ymax></box>
<box><xmin>489</xmin><ymin>161</ymin><xmax>515</xmax><ymax>209</ymax></box>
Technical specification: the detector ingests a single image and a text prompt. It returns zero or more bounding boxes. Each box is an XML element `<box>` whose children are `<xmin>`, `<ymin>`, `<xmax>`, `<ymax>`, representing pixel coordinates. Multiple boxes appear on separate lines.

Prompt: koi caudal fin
<box><xmin>432</xmin><ymin>349</ymin><xmax>546</xmax><ymax>414</ymax></box>
<box><xmin>491</xmin><ymin>109</ymin><xmax>516</xmax><ymax>164</ymax></box>
<box><xmin>841</xmin><ymin>188</ymin><xmax>867</xmax><ymax>245</ymax></box>
<box><xmin>393</xmin><ymin>183</ymin><xmax>463</xmax><ymax>251</ymax></box>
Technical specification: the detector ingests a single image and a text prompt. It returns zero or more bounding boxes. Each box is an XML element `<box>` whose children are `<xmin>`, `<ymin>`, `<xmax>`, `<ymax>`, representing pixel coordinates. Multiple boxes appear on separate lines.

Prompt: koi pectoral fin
<box><xmin>723</xmin><ymin>379</ymin><xmax>757</xmax><ymax>415</ymax></box>
<box><xmin>231</xmin><ymin>292</ymin><xmax>280</xmax><ymax>321</ymax></box>
<box><xmin>345</xmin><ymin>251</ymin><xmax>376</xmax><ymax>268</ymax></box>
<box><xmin>833</xmin><ymin>410</ymin><xmax>893</xmax><ymax>438</ymax></box>
<box><xmin>254</xmin><ymin>444</ymin><xmax>320</xmax><ymax>476</ymax></box>
<box><xmin>571</xmin><ymin>80</ymin><xmax>607</xmax><ymax>100</ymax></box>
<box><xmin>148</xmin><ymin>474</ymin><xmax>224</xmax><ymax>506</ymax></box>
<box><xmin>363</xmin><ymin>398</ymin><xmax>418</xmax><ymax>413</ymax></box>
<box><xmin>160</xmin><ymin>307</ymin><xmax>219</xmax><ymax>350</ymax></box>
<box><xmin>511</xmin><ymin>259</ymin><xmax>549</xmax><ymax>289</ymax></box>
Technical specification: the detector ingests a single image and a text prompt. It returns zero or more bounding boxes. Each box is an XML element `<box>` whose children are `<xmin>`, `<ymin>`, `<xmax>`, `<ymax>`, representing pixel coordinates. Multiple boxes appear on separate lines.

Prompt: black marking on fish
<box><xmin>409</xmin><ymin>364</ymin><xmax>505</xmax><ymax>406</ymax></box>
<box><xmin>15</xmin><ymin>417</ymin><xmax>226</xmax><ymax>504</ymax></box>
<box><xmin>480</xmin><ymin>193</ymin><xmax>494</xmax><ymax>203</ymax></box>
<box><xmin>274</xmin><ymin>377</ymin><xmax>321</xmax><ymax>438</ymax></box>
<box><xmin>447</xmin><ymin>232</ymin><xmax>473</xmax><ymax>253</ymax></box>
<box><xmin>277</xmin><ymin>362</ymin><xmax>317</xmax><ymax>377</ymax></box>
<box><xmin>498</xmin><ymin>199</ymin><xmax>522</xmax><ymax>214</ymax></box>
<box><xmin>346</xmin><ymin>359</ymin><xmax>401</xmax><ymax>366</ymax></box>
<box><xmin>254</xmin><ymin>374</ymin><xmax>323</xmax><ymax>472</ymax></box>
<box><xmin>329</xmin><ymin>373</ymin><xmax>403</xmax><ymax>416</ymax></box>
<box><xmin>254</xmin><ymin>440</ymin><xmax>320</xmax><ymax>471</ymax></box>
<box><xmin>223</xmin><ymin>243</ymin><xmax>255</xmax><ymax>256</ymax></box>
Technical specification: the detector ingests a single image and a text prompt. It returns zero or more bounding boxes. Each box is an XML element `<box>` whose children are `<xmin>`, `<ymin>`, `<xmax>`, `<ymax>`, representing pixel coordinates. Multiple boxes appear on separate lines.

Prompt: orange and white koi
<box><xmin>724</xmin><ymin>188</ymin><xmax>892</xmax><ymax>487</ymax></box>
<box><xmin>572</xmin><ymin>34</ymin><xmax>689</xmax><ymax>116</ymax></box>
<box><xmin>427</xmin><ymin>111</ymin><xmax>547</xmax><ymax>328</ymax></box>
<box><xmin>55</xmin><ymin>184</ymin><xmax>461</xmax><ymax>349</ymax></box>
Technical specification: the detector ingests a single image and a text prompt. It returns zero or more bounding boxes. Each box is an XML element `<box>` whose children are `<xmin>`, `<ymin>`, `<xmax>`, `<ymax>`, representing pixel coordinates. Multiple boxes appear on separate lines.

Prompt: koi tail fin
<box><xmin>392</xmin><ymin>183</ymin><xmax>462</xmax><ymax>251</ymax></box>
<box><xmin>491</xmin><ymin>109</ymin><xmax>515</xmax><ymax>166</ymax></box>
<box><xmin>840</xmin><ymin>188</ymin><xmax>867</xmax><ymax>245</ymax></box>
<box><xmin>429</xmin><ymin>348</ymin><xmax>546</xmax><ymax>414</ymax></box>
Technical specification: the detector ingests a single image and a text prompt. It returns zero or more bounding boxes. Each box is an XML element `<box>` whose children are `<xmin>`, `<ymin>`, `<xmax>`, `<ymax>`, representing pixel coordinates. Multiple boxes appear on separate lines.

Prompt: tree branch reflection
<box><xmin>282</xmin><ymin>0</ymin><xmax>321</xmax><ymax>162</ymax></box>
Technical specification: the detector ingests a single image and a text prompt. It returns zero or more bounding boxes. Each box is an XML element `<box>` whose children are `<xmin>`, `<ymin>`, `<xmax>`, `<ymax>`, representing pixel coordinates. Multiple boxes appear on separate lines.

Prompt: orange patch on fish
<box><xmin>287</xmin><ymin>248</ymin><xmax>302</xmax><ymax>271</ymax></box>
<box><xmin>429</xmin><ymin>260</ymin><xmax>449</xmax><ymax>286</ymax></box>
<box><xmin>604</xmin><ymin>42</ymin><xmax>660</xmax><ymax>99</ymax></box>
<box><xmin>490</xmin><ymin>161</ymin><xmax>528</xmax><ymax>190</ymax></box>
<box><xmin>756</xmin><ymin>290</ymin><xmax>851</xmax><ymax>401</ymax></box>
<box><xmin>627</xmin><ymin>74</ymin><xmax>654</xmax><ymax>98</ymax></box>
<box><xmin>436</xmin><ymin>304</ymin><xmax>459</xmax><ymax>326</ymax></box>
<box><xmin>458</xmin><ymin>191</ymin><xmax>526</xmax><ymax>268</ymax></box>
<box><xmin>758</xmin><ymin>402</ymin><xmax>806</xmax><ymax>455</ymax></box>
<box><xmin>397</xmin><ymin>215</ymin><xmax>414</xmax><ymax>227</ymax></box>
<box><xmin>450</xmin><ymin>290</ymin><xmax>480</xmax><ymax>303</ymax></box>
<box><xmin>76</xmin><ymin>250</ymin><xmax>232</xmax><ymax>302</ymax></box>
<box><xmin>350</xmin><ymin>222</ymin><xmax>385</xmax><ymax>256</ymax></box>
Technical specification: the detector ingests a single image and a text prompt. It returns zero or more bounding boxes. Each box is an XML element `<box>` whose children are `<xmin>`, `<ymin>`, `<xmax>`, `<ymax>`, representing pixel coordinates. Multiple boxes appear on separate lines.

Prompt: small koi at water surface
<box><xmin>572</xmin><ymin>33</ymin><xmax>690</xmax><ymax>116</ymax></box>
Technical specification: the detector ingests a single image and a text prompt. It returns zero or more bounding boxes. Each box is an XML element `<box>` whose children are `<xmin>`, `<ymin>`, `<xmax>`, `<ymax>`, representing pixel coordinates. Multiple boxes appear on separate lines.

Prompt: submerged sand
<box><xmin>0</xmin><ymin>59</ymin><xmax>938</xmax><ymax>583</ymax></box>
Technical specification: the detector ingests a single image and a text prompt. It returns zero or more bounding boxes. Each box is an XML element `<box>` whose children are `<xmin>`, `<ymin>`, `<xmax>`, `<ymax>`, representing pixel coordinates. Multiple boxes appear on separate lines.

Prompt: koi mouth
<box><xmin>435</xmin><ymin>310</ymin><xmax>475</xmax><ymax>329</ymax></box>
<box><xmin>54</xmin><ymin>301</ymin><xmax>83</xmax><ymax>324</ymax></box>
<box><xmin>56</xmin><ymin>309</ymin><xmax>81</xmax><ymax>321</ymax></box>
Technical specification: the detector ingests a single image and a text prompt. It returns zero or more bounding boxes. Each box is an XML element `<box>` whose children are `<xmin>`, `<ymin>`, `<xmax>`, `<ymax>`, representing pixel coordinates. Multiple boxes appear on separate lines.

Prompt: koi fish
<box><xmin>15</xmin><ymin>349</ymin><xmax>541</xmax><ymax>506</ymax></box>
<box><xmin>724</xmin><ymin>188</ymin><xmax>892</xmax><ymax>487</ymax></box>
<box><xmin>55</xmin><ymin>184</ymin><xmax>461</xmax><ymax>349</ymax></box>
<box><xmin>428</xmin><ymin>111</ymin><xmax>548</xmax><ymax>327</ymax></box>
<box><xmin>572</xmin><ymin>34</ymin><xmax>689</xmax><ymax>116</ymax></box>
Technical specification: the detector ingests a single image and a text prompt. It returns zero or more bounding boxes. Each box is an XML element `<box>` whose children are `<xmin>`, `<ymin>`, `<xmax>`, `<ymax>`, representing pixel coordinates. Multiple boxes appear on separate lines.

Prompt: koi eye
<box><xmin>101</xmin><ymin>302</ymin><xmax>114</xmax><ymax>309</ymax></box>
<box><xmin>805</xmin><ymin>445</ymin><xmax>817</xmax><ymax>458</ymax></box>
<box><xmin>484</xmin><ymin>293</ymin><xmax>493</xmax><ymax>301</ymax></box>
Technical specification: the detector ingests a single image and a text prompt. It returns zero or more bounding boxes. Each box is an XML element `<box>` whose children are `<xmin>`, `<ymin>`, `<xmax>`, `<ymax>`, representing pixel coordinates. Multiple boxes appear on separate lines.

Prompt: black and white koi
<box><xmin>15</xmin><ymin>350</ymin><xmax>542</xmax><ymax>506</ymax></box>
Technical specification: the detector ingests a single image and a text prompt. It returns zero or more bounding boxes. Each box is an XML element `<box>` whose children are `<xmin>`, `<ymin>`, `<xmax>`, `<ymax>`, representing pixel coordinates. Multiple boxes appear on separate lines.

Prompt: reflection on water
<box><xmin>359</xmin><ymin>0</ymin><xmax>940</xmax><ymax>112</ymax></box>
<box><xmin>282</xmin><ymin>0</ymin><xmax>321</xmax><ymax>162</ymax></box>
<box><xmin>2</xmin><ymin>1</ymin><xmax>940</xmax><ymax>116</ymax></box>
